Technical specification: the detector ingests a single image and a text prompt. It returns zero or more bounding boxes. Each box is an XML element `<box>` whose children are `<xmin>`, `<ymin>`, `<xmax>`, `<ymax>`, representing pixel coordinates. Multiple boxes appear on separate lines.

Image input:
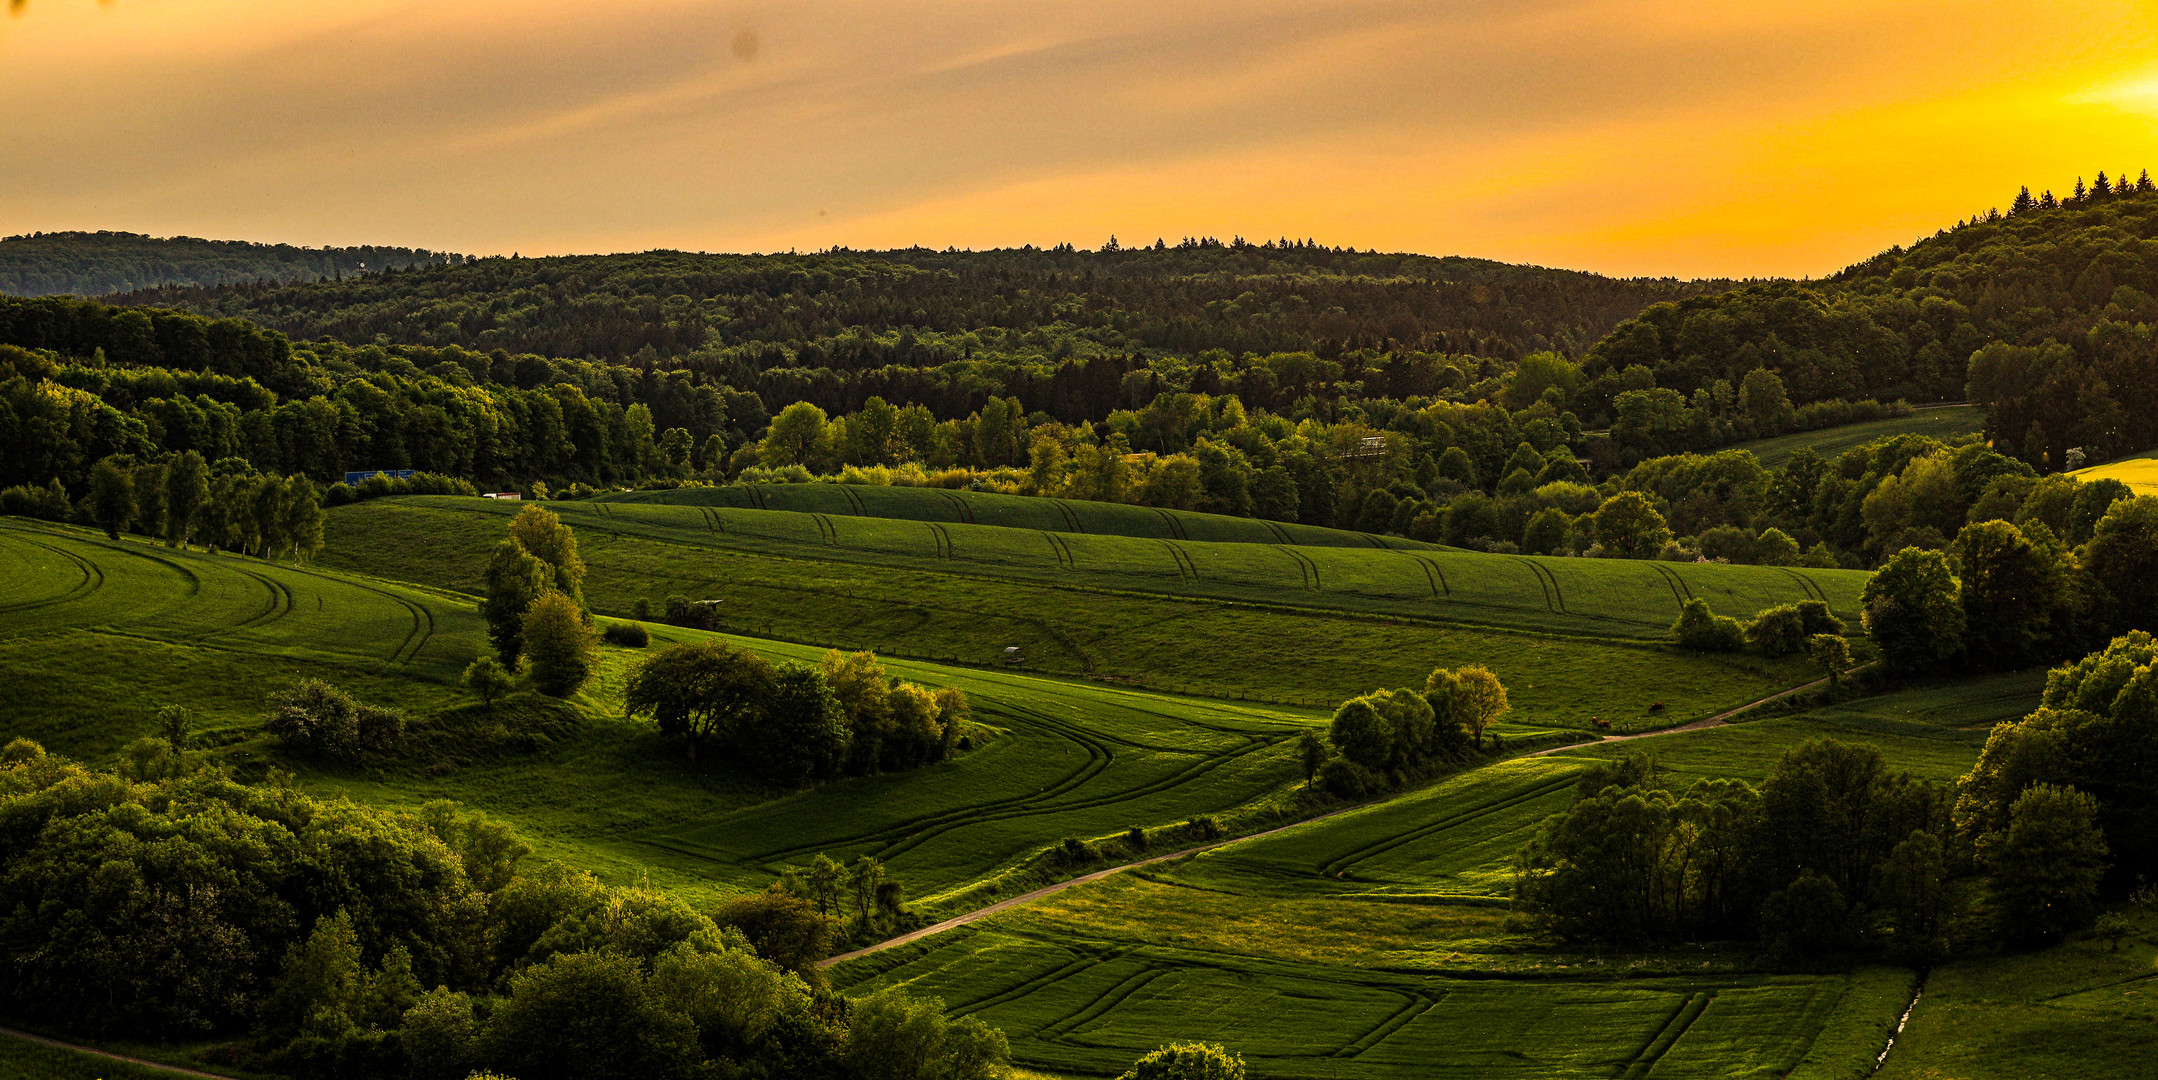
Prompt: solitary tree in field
<box><xmin>462</xmin><ymin>657</ymin><xmax>515</xmax><ymax>709</ymax></box>
<box><xmin>481</xmin><ymin>541</ymin><xmax>553</xmax><ymax>665</ymax></box>
<box><xmin>508</xmin><ymin>504</ymin><xmax>587</xmax><ymax>606</ymax></box>
<box><xmin>282</xmin><ymin>475</ymin><xmax>324</xmax><ymax>564</ymax></box>
<box><xmin>157</xmin><ymin>704</ymin><xmax>193</xmax><ymax>754</ymax></box>
<box><xmin>521</xmin><ymin>592</ymin><xmax>595</xmax><ymax>697</ymax></box>
<box><xmin>88</xmin><ymin>458</ymin><xmax>134</xmax><ymax>540</ymax></box>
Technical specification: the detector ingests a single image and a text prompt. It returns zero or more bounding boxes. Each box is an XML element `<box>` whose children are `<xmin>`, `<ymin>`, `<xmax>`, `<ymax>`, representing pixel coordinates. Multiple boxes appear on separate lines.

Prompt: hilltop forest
<box><xmin>0</xmin><ymin>231</ymin><xmax>468</xmax><ymax>298</ymax></box>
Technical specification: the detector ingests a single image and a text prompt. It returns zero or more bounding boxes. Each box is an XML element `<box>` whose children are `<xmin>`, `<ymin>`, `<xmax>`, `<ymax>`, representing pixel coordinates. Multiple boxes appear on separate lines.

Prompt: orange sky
<box><xmin>4</xmin><ymin>0</ymin><xmax>2156</xmax><ymax>278</ymax></box>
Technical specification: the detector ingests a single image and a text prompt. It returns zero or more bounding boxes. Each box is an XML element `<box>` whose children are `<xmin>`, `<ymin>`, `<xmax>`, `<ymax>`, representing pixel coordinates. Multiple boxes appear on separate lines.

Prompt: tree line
<box><xmin>0</xmin><ymin>230</ymin><xmax>466</xmax><ymax>298</ymax></box>
<box><xmin>2</xmin><ymin>447</ymin><xmax>326</xmax><ymax>561</ymax></box>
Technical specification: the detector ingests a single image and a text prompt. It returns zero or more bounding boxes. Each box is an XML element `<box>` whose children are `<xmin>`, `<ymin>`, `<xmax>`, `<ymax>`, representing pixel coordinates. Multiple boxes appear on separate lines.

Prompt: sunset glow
<box><xmin>5</xmin><ymin>0</ymin><xmax>2155</xmax><ymax>277</ymax></box>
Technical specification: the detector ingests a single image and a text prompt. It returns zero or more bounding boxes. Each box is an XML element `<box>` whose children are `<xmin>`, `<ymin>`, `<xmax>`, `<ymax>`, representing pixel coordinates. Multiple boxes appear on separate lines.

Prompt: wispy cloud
<box><xmin>3</xmin><ymin>0</ymin><xmax>2154</xmax><ymax>276</ymax></box>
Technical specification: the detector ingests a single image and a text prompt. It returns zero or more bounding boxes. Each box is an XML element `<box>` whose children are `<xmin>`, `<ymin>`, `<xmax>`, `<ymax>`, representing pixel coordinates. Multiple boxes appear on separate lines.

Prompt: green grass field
<box><xmin>600</xmin><ymin>482</ymin><xmax>1427</xmax><ymax>549</ymax></box>
<box><xmin>1728</xmin><ymin>405</ymin><xmax>1987</xmax><ymax>467</ymax></box>
<box><xmin>821</xmin><ymin>670</ymin><xmax>2038</xmax><ymax>1077</ymax></box>
<box><xmin>460</xmin><ymin>495</ymin><xmax>1869</xmax><ymax>641</ymax></box>
<box><xmin>831</xmin><ymin>922</ymin><xmax>1914</xmax><ymax>1079</ymax></box>
<box><xmin>319</xmin><ymin>498</ymin><xmax>1838</xmax><ymax>721</ymax></box>
<box><xmin>1877</xmin><ymin>902</ymin><xmax>2158</xmax><ymax>1080</ymax></box>
<box><xmin>0</xmin><ymin>1032</ymin><xmax>206</xmax><ymax>1080</ymax></box>
<box><xmin>2072</xmin><ymin>446</ymin><xmax>2158</xmax><ymax>495</ymax></box>
<box><xmin>0</xmin><ymin>518</ymin><xmax>1331</xmax><ymax>906</ymax></box>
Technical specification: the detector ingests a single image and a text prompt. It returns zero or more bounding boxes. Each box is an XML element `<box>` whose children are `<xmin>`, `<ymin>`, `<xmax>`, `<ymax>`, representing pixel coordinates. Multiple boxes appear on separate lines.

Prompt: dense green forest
<box><xmin>112</xmin><ymin>240</ymin><xmax>1737</xmax><ymax>421</ymax></box>
<box><xmin>1588</xmin><ymin>171</ymin><xmax>2158</xmax><ymax>465</ymax></box>
<box><xmin>0</xmin><ymin>231</ymin><xmax>467</xmax><ymax>297</ymax></box>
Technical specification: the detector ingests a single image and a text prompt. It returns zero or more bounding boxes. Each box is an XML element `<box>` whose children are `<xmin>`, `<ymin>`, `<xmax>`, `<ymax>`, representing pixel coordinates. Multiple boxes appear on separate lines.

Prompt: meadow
<box><xmin>322</xmin><ymin>498</ymin><xmax>1836</xmax><ymax>721</ymax></box>
<box><xmin>822</xmin><ymin>670</ymin><xmax>2043</xmax><ymax>1077</ymax></box>
<box><xmin>831</xmin><ymin>922</ymin><xmax>1918</xmax><ymax>1079</ymax></box>
<box><xmin>2072</xmin><ymin>446</ymin><xmax>2158</xmax><ymax>495</ymax></box>
<box><xmin>1727</xmin><ymin>405</ymin><xmax>1987</xmax><ymax>467</ymax></box>
<box><xmin>599</xmin><ymin>482</ymin><xmax>1422</xmax><ymax>549</ymax></box>
<box><xmin>571</xmin><ymin>489</ymin><xmax>1868</xmax><ymax>640</ymax></box>
<box><xmin>0</xmin><ymin>518</ymin><xmax>1342</xmax><ymax>906</ymax></box>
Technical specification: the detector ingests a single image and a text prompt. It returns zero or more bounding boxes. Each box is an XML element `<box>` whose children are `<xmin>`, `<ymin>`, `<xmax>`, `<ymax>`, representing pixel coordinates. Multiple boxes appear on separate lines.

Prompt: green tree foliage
<box><xmin>1954</xmin><ymin>631</ymin><xmax>2158</xmax><ymax>878</ymax></box>
<box><xmin>2084</xmin><ymin>494</ymin><xmax>2158</xmax><ymax>632</ymax></box>
<box><xmin>844</xmin><ymin>987</ymin><xmax>1012</xmax><ymax>1080</ymax></box>
<box><xmin>462</xmin><ymin>656</ymin><xmax>515</xmax><ymax>709</ymax></box>
<box><xmin>1810</xmin><ymin>633</ymin><xmax>1852</xmax><ymax>684</ymax></box>
<box><xmin>1741</xmin><ymin>603</ymin><xmax>1808</xmax><ymax>656</ymax></box>
<box><xmin>508</xmin><ymin>503</ymin><xmax>588</xmax><ymax>606</ymax></box>
<box><xmin>487</xmin><ymin>950</ymin><xmax>702</xmax><ymax>1080</ymax></box>
<box><xmin>1588</xmin><ymin>491</ymin><xmax>1671</xmax><ymax>558</ymax></box>
<box><xmin>1862</xmin><ymin>547</ymin><xmax>1965</xmax><ymax>671</ymax></box>
<box><xmin>0</xmin><ymin>230</ymin><xmax>461</xmax><ymax>295</ymax></box>
<box><xmin>521</xmin><ymin>591</ymin><xmax>596</xmax><ymax>697</ymax></box>
<box><xmin>1950</xmin><ymin>519</ymin><xmax>2069</xmax><ymax>670</ymax></box>
<box><xmin>626</xmin><ymin>641</ymin><xmax>778</xmax><ymax>761</ymax></box>
<box><xmin>754</xmin><ymin>665</ymin><xmax>853</xmax><ymax>785</ymax></box>
<box><xmin>263</xmin><ymin>678</ymin><xmax>403</xmax><ymax>760</ymax></box>
<box><xmin>713</xmin><ymin>887</ymin><xmax>841</xmax><ymax>983</ymax></box>
<box><xmin>1118</xmin><ymin>1041</ymin><xmax>1247</xmax><ymax>1080</ymax></box>
<box><xmin>482</xmin><ymin>541</ymin><xmax>552</xmax><ymax>666</ymax></box>
<box><xmin>1513</xmin><ymin>739</ymin><xmax>1944</xmax><ymax>950</ymax></box>
<box><xmin>1986</xmin><ymin>784</ymin><xmax>2108</xmax><ymax>945</ymax></box>
<box><xmin>87</xmin><ymin>456</ymin><xmax>133</xmax><ymax>539</ymax></box>
<box><xmin>1672</xmin><ymin>597</ymin><xmax>1744</xmax><ymax>652</ymax></box>
<box><xmin>819</xmin><ymin>650</ymin><xmax>970</xmax><ymax>774</ymax></box>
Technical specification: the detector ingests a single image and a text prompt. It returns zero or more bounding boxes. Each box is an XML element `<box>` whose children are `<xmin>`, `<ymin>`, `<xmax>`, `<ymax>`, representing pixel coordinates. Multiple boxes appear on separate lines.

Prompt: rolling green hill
<box><xmin>826</xmin><ymin>670</ymin><xmax>2036</xmax><ymax>1079</ymax></box>
<box><xmin>322</xmin><ymin>496</ymin><xmax>1836</xmax><ymax>724</ymax></box>
<box><xmin>350</xmin><ymin>494</ymin><xmax>1867</xmax><ymax>644</ymax></box>
<box><xmin>0</xmin><ymin>517</ymin><xmax>1359</xmax><ymax>905</ymax></box>
<box><xmin>597</xmin><ymin>482</ymin><xmax>1422</xmax><ymax>548</ymax></box>
<box><xmin>1727</xmin><ymin>404</ymin><xmax>1988</xmax><ymax>467</ymax></box>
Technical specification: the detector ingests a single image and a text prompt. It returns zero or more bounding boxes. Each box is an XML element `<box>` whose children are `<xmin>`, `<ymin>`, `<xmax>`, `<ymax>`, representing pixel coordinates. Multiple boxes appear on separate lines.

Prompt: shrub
<box><xmin>1319</xmin><ymin>758</ymin><xmax>1382</xmax><ymax>798</ymax></box>
<box><xmin>1119</xmin><ymin>1042</ymin><xmax>1247</xmax><ymax>1080</ymax></box>
<box><xmin>1795</xmin><ymin>599</ymin><xmax>1845</xmax><ymax>636</ymax></box>
<box><xmin>463</xmin><ymin>657</ymin><xmax>515</xmax><ymax>708</ymax></box>
<box><xmin>1671</xmin><ymin>598</ymin><xmax>1743</xmax><ymax>652</ymax></box>
<box><xmin>264</xmin><ymin>680</ymin><xmax>402</xmax><ymax>760</ymax></box>
<box><xmin>1743</xmin><ymin>604</ymin><xmax>1808</xmax><ymax>655</ymax></box>
<box><xmin>603</xmin><ymin>621</ymin><xmax>650</xmax><ymax>648</ymax></box>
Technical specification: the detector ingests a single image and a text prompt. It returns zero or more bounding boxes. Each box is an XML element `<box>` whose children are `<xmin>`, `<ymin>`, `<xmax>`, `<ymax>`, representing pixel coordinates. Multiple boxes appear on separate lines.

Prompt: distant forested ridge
<box><xmin>113</xmin><ymin>239</ymin><xmax>1739</xmax><ymax>419</ymax></box>
<box><xmin>0</xmin><ymin>230</ymin><xmax>468</xmax><ymax>297</ymax></box>
<box><xmin>1587</xmin><ymin>170</ymin><xmax>2158</xmax><ymax>467</ymax></box>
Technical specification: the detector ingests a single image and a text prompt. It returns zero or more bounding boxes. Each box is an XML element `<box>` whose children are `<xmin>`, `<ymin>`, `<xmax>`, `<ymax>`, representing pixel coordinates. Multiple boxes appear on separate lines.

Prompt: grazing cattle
<box><xmin>1592</xmin><ymin>717</ymin><xmax>1613</xmax><ymax>732</ymax></box>
<box><xmin>1648</xmin><ymin>702</ymin><xmax>1666</xmax><ymax>713</ymax></box>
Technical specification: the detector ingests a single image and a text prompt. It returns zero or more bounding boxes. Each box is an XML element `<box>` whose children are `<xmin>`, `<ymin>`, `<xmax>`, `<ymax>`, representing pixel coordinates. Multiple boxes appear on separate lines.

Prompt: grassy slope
<box><xmin>321</xmin><ymin>498</ymin><xmax>1833</xmax><ymax>723</ymax></box>
<box><xmin>1877</xmin><ymin>902</ymin><xmax>2158</xmax><ymax>1080</ymax></box>
<box><xmin>567</xmin><ymin>491</ymin><xmax>1868</xmax><ymax>641</ymax></box>
<box><xmin>2072</xmin><ymin>446</ymin><xmax>2158</xmax><ymax>495</ymax></box>
<box><xmin>0</xmin><ymin>519</ymin><xmax>1341</xmax><ymax>905</ymax></box>
<box><xmin>1728</xmin><ymin>405</ymin><xmax>1987</xmax><ymax>468</ymax></box>
<box><xmin>831</xmin><ymin>675</ymin><xmax>2031</xmax><ymax>1078</ymax></box>
<box><xmin>0</xmin><ymin>1033</ymin><xmax>207</xmax><ymax>1080</ymax></box>
<box><xmin>599</xmin><ymin>482</ymin><xmax>1426</xmax><ymax>549</ymax></box>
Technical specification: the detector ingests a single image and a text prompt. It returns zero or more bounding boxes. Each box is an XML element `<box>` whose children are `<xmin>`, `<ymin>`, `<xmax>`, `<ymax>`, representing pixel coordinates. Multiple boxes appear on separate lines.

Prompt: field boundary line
<box><xmin>825</xmin><ymin>667</ymin><xmax>1865</xmax><ymax>968</ymax></box>
<box><xmin>0</xmin><ymin>1025</ymin><xmax>237</xmax><ymax>1079</ymax></box>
